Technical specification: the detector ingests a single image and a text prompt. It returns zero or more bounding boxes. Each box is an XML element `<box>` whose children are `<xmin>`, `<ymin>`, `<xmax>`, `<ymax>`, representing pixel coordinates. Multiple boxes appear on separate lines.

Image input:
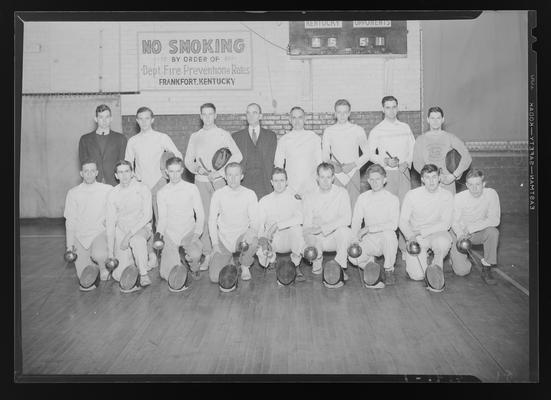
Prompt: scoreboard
<box><xmin>288</xmin><ymin>20</ymin><xmax>408</xmax><ymax>57</ymax></box>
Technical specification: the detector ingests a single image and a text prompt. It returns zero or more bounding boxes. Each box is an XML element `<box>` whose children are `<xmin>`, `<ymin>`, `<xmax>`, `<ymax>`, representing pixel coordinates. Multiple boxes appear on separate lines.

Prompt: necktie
<box><xmin>252</xmin><ymin>127</ymin><xmax>258</xmax><ymax>145</ymax></box>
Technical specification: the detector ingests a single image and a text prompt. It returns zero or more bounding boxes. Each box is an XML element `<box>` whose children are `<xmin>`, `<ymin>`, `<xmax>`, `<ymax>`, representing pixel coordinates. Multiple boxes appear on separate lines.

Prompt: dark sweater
<box><xmin>78</xmin><ymin>130</ymin><xmax>128</xmax><ymax>186</ymax></box>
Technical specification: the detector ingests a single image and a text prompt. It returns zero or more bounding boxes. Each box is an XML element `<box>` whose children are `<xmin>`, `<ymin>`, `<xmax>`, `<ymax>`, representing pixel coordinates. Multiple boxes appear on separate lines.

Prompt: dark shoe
<box><xmin>296</xmin><ymin>266</ymin><xmax>305</xmax><ymax>282</ymax></box>
<box><xmin>384</xmin><ymin>269</ymin><xmax>396</xmax><ymax>286</ymax></box>
<box><xmin>481</xmin><ymin>265</ymin><xmax>497</xmax><ymax>285</ymax></box>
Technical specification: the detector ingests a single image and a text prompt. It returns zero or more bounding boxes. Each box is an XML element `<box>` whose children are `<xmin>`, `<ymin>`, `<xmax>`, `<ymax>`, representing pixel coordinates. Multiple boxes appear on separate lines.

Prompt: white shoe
<box><xmin>258</xmin><ymin>253</ymin><xmax>268</xmax><ymax>268</ymax></box>
<box><xmin>168</xmin><ymin>284</ymin><xmax>189</xmax><ymax>293</ymax></box>
<box><xmin>312</xmin><ymin>260</ymin><xmax>322</xmax><ymax>275</ymax></box>
<box><xmin>364</xmin><ymin>281</ymin><xmax>385</xmax><ymax>289</ymax></box>
<box><xmin>140</xmin><ymin>274</ymin><xmax>152</xmax><ymax>287</ymax></box>
<box><xmin>480</xmin><ymin>258</ymin><xmax>492</xmax><ymax>267</ymax></box>
<box><xmin>323</xmin><ymin>281</ymin><xmax>344</xmax><ymax>289</ymax></box>
<box><xmin>241</xmin><ymin>266</ymin><xmax>252</xmax><ymax>281</ymax></box>
<box><xmin>260</xmin><ymin>251</ymin><xmax>276</xmax><ymax>267</ymax></box>
<box><xmin>199</xmin><ymin>254</ymin><xmax>211</xmax><ymax>271</ymax></box>
<box><xmin>79</xmin><ymin>284</ymin><xmax>97</xmax><ymax>292</ymax></box>
<box><xmin>147</xmin><ymin>252</ymin><xmax>158</xmax><ymax>270</ymax></box>
<box><xmin>120</xmin><ymin>285</ymin><xmax>140</xmax><ymax>294</ymax></box>
<box><xmin>100</xmin><ymin>269</ymin><xmax>110</xmax><ymax>281</ymax></box>
<box><xmin>426</xmin><ymin>285</ymin><xmax>444</xmax><ymax>293</ymax></box>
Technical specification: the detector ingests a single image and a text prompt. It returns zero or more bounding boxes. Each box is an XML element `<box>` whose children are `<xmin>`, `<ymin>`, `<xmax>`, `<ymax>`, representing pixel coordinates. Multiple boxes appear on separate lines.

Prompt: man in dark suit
<box><xmin>232</xmin><ymin>103</ymin><xmax>277</xmax><ymax>200</ymax></box>
<box><xmin>78</xmin><ymin>104</ymin><xmax>127</xmax><ymax>186</ymax></box>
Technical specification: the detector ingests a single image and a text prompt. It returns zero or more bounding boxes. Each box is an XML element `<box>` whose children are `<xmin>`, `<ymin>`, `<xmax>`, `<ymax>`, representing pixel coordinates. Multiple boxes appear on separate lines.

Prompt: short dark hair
<box><xmin>114</xmin><ymin>160</ymin><xmax>133</xmax><ymax>173</ymax></box>
<box><xmin>81</xmin><ymin>159</ymin><xmax>98</xmax><ymax>170</ymax></box>
<box><xmin>136</xmin><ymin>106</ymin><xmax>154</xmax><ymax>118</ymax></box>
<box><xmin>381</xmin><ymin>96</ymin><xmax>398</xmax><ymax>107</ymax></box>
<box><xmin>420</xmin><ymin>163</ymin><xmax>440</xmax><ymax>178</ymax></box>
<box><xmin>271</xmin><ymin>167</ymin><xmax>288</xmax><ymax>180</ymax></box>
<box><xmin>317</xmin><ymin>162</ymin><xmax>335</xmax><ymax>176</ymax></box>
<box><xmin>247</xmin><ymin>103</ymin><xmax>262</xmax><ymax>114</ymax></box>
<box><xmin>466</xmin><ymin>168</ymin><xmax>485</xmax><ymax>181</ymax></box>
<box><xmin>427</xmin><ymin>106</ymin><xmax>444</xmax><ymax>117</ymax></box>
<box><xmin>95</xmin><ymin>104</ymin><xmax>112</xmax><ymax>116</ymax></box>
<box><xmin>200</xmin><ymin>103</ymin><xmax>216</xmax><ymax>113</ymax></box>
<box><xmin>366</xmin><ymin>163</ymin><xmax>387</xmax><ymax>177</ymax></box>
<box><xmin>225</xmin><ymin>161</ymin><xmax>242</xmax><ymax>174</ymax></box>
<box><xmin>165</xmin><ymin>156</ymin><xmax>183</xmax><ymax>169</ymax></box>
<box><xmin>289</xmin><ymin>106</ymin><xmax>305</xmax><ymax>115</ymax></box>
<box><xmin>334</xmin><ymin>99</ymin><xmax>351</xmax><ymax>111</ymax></box>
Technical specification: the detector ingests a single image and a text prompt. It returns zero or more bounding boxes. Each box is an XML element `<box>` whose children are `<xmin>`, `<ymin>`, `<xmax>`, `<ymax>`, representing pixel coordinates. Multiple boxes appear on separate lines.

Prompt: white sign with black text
<box><xmin>138</xmin><ymin>31</ymin><xmax>252</xmax><ymax>90</ymax></box>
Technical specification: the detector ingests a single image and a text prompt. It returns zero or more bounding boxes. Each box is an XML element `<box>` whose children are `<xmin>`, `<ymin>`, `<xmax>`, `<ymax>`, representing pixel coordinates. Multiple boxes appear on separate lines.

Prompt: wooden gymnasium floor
<box><xmin>16</xmin><ymin>215</ymin><xmax>530</xmax><ymax>381</ymax></box>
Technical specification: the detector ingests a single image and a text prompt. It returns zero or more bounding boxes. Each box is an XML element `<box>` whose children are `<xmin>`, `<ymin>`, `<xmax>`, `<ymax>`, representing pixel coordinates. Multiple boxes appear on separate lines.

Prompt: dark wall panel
<box><xmin>421</xmin><ymin>12</ymin><xmax>528</xmax><ymax>141</ymax></box>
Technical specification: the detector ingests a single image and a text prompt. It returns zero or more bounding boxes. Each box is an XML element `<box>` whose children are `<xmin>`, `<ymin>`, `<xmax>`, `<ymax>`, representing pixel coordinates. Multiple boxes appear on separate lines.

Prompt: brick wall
<box><xmin>466</xmin><ymin>153</ymin><xmax>528</xmax><ymax>215</ymax></box>
<box><xmin>122</xmin><ymin>112</ymin><xmax>527</xmax><ymax>215</ymax></box>
<box><xmin>122</xmin><ymin>110</ymin><xmax>422</xmax><ymax>143</ymax></box>
<box><xmin>377</xmin><ymin>153</ymin><xmax>528</xmax><ymax>215</ymax></box>
<box><xmin>122</xmin><ymin>110</ymin><xmax>421</xmax><ymax>181</ymax></box>
<box><xmin>386</xmin><ymin>153</ymin><xmax>528</xmax><ymax>215</ymax></box>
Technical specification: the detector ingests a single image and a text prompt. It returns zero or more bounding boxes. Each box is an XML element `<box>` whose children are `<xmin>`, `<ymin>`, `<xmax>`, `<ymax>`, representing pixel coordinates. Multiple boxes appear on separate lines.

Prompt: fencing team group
<box><xmin>64</xmin><ymin>95</ymin><xmax>501</xmax><ymax>293</ymax></box>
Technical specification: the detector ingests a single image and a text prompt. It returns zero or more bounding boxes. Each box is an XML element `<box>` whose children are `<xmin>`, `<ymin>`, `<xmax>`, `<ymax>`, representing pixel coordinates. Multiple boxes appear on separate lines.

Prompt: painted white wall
<box><xmin>22</xmin><ymin>20</ymin><xmax>421</xmax><ymax>114</ymax></box>
<box><xmin>22</xmin><ymin>22</ymin><xmax>122</xmax><ymax>93</ymax></box>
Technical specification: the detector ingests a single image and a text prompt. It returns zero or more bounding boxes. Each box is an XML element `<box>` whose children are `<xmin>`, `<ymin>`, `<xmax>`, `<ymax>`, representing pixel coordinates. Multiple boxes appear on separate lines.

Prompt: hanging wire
<box><xmin>240</xmin><ymin>22</ymin><xmax>289</xmax><ymax>53</ymax></box>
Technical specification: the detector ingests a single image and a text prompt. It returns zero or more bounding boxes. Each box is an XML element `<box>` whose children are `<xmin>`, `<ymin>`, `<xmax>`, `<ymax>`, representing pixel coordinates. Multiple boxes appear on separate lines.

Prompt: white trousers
<box><xmin>73</xmin><ymin>231</ymin><xmax>108</xmax><ymax>279</ymax></box>
<box><xmin>305</xmin><ymin>226</ymin><xmax>353</xmax><ymax>270</ymax></box>
<box><xmin>111</xmin><ymin>226</ymin><xmax>152</xmax><ymax>281</ymax></box>
<box><xmin>257</xmin><ymin>226</ymin><xmax>305</xmax><ymax>267</ymax></box>
<box><xmin>159</xmin><ymin>232</ymin><xmax>203</xmax><ymax>281</ymax></box>
<box><xmin>405</xmin><ymin>231</ymin><xmax>452</xmax><ymax>281</ymax></box>
<box><xmin>348</xmin><ymin>230</ymin><xmax>398</xmax><ymax>271</ymax></box>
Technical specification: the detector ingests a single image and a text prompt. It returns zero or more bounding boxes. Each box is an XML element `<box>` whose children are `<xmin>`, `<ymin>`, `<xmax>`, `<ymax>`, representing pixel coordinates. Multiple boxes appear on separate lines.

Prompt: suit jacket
<box><xmin>232</xmin><ymin>126</ymin><xmax>277</xmax><ymax>200</ymax></box>
<box><xmin>78</xmin><ymin>130</ymin><xmax>128</xmax><ymax>186</ymax></box>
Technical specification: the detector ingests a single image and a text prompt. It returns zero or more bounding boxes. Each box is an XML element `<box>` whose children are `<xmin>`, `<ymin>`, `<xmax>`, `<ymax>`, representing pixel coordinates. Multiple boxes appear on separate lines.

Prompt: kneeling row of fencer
<box><xmin>64</xmin><ymin>156</ymin><xmax>500</xmax><ymax>293</ymax></box>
